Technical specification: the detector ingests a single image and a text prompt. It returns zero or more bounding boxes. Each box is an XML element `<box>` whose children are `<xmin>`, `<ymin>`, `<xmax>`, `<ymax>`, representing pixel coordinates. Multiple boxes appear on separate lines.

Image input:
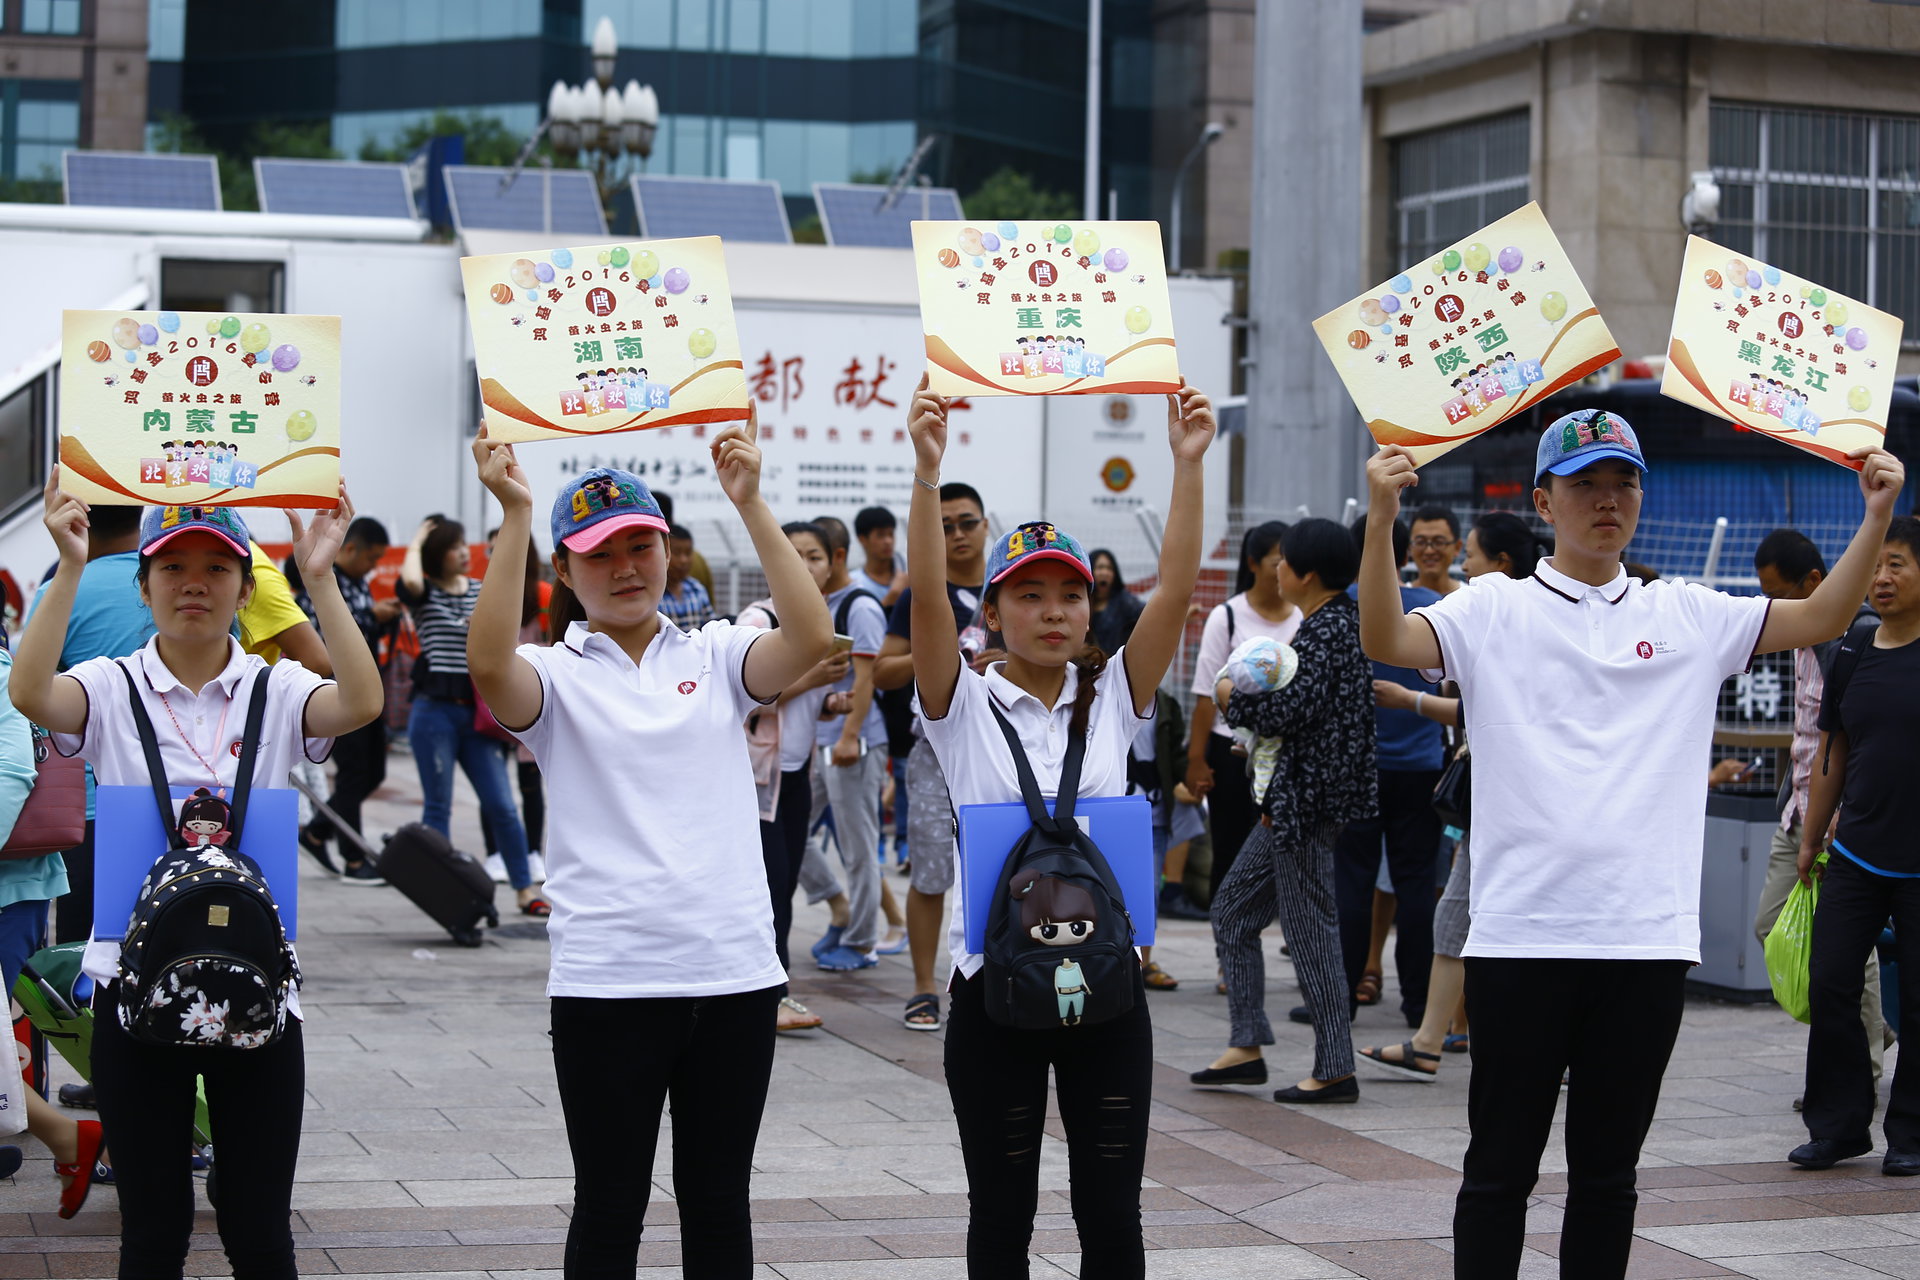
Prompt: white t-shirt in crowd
<box><xmin>918</xmin><ymin>650</ymin><xmax>1150</xmax><ymax>980</ymax></box>
<box><xmin>1412</xmin><ymin>559</ymin><xmax>1770</xmax><ymax>962</ymax></box>
<box><xmin>52</xmin><ymin>637</ymin><xmax>334</xmax><ymax>1004</ymax></box>
<box><xmin>514</xmin><ymin>618</ymin><xmax>787</xmax><ymax>999</ymax></box>
<box><xmin>1189</xmin><ymin>594</ymin><xmax>1302</xmax><ymax>738</ymax></box>
<box><xmin>815</xmin><ymin>583</ymin><xmax>889</xmax><ymax>750</ymax></box>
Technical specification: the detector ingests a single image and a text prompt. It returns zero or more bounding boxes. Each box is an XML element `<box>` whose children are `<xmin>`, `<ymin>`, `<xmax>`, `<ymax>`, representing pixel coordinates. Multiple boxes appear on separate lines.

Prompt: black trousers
<box><xmin>760</xmin><ymin>761</ymin><xmax>813</xmax><ymax>984</ymax></box>
<box><xmin>92</xmin><ymin>996</ymin><xmax>305</xmax><ymax>1280</ymax></box>
<box><xmin>306</xmin><ymin>718</ymin><xmax>387</xmax><ymax>848</ymax></box>
<box><xmin>1204</xmin><ymin>735</ymin><xmax>1258</xmax><ymax>899</ymax></box>
<box><xmin>550</xmin><ymin>987</ymin><xmax>781</xmax><ymax>1279</ymax></box>
<box><xmin>1334</xmin><ymin>768</ymin><xmax>1441</xmax><ymax>1021</ymax></box>
<box><xmin>944</xmin><ymin>967</ymin><xmax>1153</xmax><ymax>1279</ymax></box>
<box><xmin>1454</xmin><ymin>958</ymin><xmax>1688</xmax><ymax>1279</ymax></box>
<box><xmin>53</xmin><ymin>819</ymin><xmax>94</xmax><ymax>944</ymax></box>
<box><xmin>1804</xmin><ymin>854</ymin><xmax>1920</xmax><ymax>1149</ymax></box>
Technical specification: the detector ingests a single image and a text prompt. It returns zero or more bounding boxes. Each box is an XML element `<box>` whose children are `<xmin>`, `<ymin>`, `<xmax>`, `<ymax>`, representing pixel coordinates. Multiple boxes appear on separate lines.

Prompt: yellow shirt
<box><xmin>237</xmin><ymin>544</ymin><xmax>310</xmax><ymax>665</ymax></box>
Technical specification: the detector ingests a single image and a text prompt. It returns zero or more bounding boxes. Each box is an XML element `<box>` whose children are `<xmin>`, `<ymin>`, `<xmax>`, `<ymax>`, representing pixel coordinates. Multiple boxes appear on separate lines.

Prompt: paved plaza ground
<box><xmin>5</xmin><ymin>750</ymin><xmax>1920</xmax><ymax>1278</ymax></box>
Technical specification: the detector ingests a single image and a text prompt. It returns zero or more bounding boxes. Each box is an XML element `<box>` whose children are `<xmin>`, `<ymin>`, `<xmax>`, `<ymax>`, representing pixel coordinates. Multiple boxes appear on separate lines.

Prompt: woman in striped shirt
<box><xmin>398</xmin><ymin>515</ymin><xmax>547</xmax><ymax>915</ymax></box>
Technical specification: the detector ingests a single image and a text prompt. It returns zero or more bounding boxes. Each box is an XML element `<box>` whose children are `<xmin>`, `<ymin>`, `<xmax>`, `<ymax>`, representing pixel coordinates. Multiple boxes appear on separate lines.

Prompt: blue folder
<box><xmin>93</xmin><ymin>785</ymin><xmax>299</xmax><ymax>941</ymax></box>
<box><xmin>956</xmin><ymin>793</ymin><xmax>1156</xmax><ymax>951</ymax></box>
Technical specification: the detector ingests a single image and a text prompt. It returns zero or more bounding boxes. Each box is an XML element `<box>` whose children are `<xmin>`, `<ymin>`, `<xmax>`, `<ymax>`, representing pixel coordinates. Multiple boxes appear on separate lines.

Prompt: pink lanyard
<box><xmin>155</xmin><ymin>682</ymin><xmax>234</xmax><ymax>790</ymax></box>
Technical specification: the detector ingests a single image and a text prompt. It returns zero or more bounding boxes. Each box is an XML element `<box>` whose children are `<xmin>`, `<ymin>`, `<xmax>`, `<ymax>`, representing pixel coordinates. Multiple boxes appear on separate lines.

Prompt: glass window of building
<box><xmin>149</xmin><ymin>0</ymin><xmax>189</xmax><ymax>60</ymax></box>
<box><xmin>2</xmin><ymin>80</ymin><xmax>82</xmax><ymax>183</ymax></box>
<box><xmin>1390</xmin><ymin>111</ymin><xmax>1530</xmax><ymax>268</ymax></box>
<box><xmin>1711</xmin><ymin>102</ymin><xmax>1920</xmax><ymax>342</ymax></box>
<box><xmin>336</xmin><ymin>0</ymin><xmax>541</xmax><ymax>48</ymax></box>
<box><xmin>0</xmin><ymin>374</ymin><xmax>48</xmax><ymax>529</ymax></box>
<box><xmin>20</xmin><ymin>0</ymin><xmax>82</xmax><ymax>35</ymax></box>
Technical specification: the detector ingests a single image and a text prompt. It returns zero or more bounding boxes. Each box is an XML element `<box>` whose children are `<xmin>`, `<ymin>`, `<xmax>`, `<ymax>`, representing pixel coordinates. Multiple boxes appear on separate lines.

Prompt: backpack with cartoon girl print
<box><xmin>115</xmin><ymin>664</ymin><xmax>299</xmax><ymax>1051</ymax></box>
<box><xmin>980</xmin><ymin>704</ymin><xmax>1137</xmax><ymax>1030</ymax></box>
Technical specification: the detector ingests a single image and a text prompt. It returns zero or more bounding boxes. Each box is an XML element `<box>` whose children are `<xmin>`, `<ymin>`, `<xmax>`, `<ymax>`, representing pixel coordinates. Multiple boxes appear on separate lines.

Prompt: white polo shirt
<box><xmin>918</xmin><ymin>651</ymin><xmax>1150</xmax><ymax>980</ymax></box>
<box><xmin>52</xmin><ymin>637</ymin><xmax>333</xmax><ymax>999</ymax></box>
<box><xmin>514</xmin><ymin>617</ymin><xmax>787</xmax><ymax>999</ymax></box>
<box><xmin>1412</xmin><ymin>560</ymin><xmax>1770</xmax><ymax>962</ymax></box>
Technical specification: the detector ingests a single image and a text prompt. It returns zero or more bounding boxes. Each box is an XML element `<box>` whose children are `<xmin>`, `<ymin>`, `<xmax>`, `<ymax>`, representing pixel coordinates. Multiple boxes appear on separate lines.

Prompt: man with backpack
<box><xmin>803</xmin><ymin>516</ymin><xmax>891</xmax><ymax>973</ymax></box>
<box><xmin>1793</xmin><ymin>516</ymin><xmax>1920</xmax><ymax>1174</ymax></box>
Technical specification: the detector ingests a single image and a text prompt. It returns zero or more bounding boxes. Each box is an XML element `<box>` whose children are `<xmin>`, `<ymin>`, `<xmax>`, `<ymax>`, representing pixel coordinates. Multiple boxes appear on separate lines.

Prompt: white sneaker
<box><xmin>483</xmin><ymin>853</ymin><xmax>509</xmax><ymax>883</ymax></box>
<box><xmin>527</xmin><ymin>852</ymin><xmax>548</xmax><ymax>882</ymax></box>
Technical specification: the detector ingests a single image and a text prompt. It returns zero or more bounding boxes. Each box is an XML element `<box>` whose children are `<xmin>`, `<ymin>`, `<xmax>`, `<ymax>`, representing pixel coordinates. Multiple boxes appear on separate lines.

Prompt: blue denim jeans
<box><xmin>0</xmin><ymin>898</ymin><xmax>50</xmax><ymax>998</ymax></box>
<box><xmin>407</xmin><ymin>694</ymin><xmax>532</xmax><ymax>889</ymax></box>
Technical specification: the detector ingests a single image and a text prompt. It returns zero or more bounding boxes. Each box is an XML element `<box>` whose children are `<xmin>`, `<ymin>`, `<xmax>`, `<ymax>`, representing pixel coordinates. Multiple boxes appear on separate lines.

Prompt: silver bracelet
<box><xmin>914</xmin><ymin>475</ymin><xmax>939</xmax><ymax>492</ymax></box>
<box><xmin>1415</xmin><ymin>692</ymin><xmax>1425</xmax><ymax>717</ymax></box>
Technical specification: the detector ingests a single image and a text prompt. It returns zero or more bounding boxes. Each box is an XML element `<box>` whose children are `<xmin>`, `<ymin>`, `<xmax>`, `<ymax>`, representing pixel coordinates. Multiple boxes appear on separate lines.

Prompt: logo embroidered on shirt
<box><xmin>229</xmin><ymin>740</ymin><xmax>244</xmax><ymax>756</ymax></box>
<box><xmin>1636</xmin><ymin>641</ymin><xmax>1654</xmax><ymax>659</ymax></box>
<box><xmin>677</xmin><ymin>680</ymin><xmax>698</xmax><ymax>695</ymax></box>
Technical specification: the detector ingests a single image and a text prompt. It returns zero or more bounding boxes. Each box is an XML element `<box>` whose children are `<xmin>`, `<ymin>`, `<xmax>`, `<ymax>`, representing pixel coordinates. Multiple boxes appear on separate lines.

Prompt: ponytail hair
<box><xmin>1236</xmin><ymin>521</ymin><xmax>1290</xmax><ymax>595</ymax></box>
<box><xmin>1471</xmin><ymin>511</ymin><xmax>1550</xmax><ymax>580</ymax></box>
<box><xmin>546</xmin><ymin>549</ymin><xmax>589</xmax><ymax>644</ymax></box>
<box><xmin>1068</xmin><ymin>643</ymin><xmax>1108</xmax><ymax>740</ymax></box>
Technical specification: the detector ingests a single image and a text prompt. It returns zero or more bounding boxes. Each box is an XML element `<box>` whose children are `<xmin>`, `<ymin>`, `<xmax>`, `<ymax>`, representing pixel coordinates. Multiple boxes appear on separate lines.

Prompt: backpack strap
<box><xmin>1223</xmin><ymin>600</ymin><xmax>1236</xmax><ymax>644</ymax></box>
<box><xmin>987</xmin><ymin>697</ymin><xmax>1087</xmax><ymax>837</ymax></box>
<box><xmin>1817</xmin><ymin>617</ymin><xmax>1880</xmax><ymax>774</ymax></box>
<box><xmin>833</xmin><ymin>589</ymin><xmax>876</xmax><ymax>637</ymax></box>
<box><xmin>119</xmin><ymin>661</ymin><xmax>186</xmax><ymax>851</ymax></box>
<box><xmin>223</xmin><ymin>667</ymin><xmax>274</xmax><ymax>848</ymax></box>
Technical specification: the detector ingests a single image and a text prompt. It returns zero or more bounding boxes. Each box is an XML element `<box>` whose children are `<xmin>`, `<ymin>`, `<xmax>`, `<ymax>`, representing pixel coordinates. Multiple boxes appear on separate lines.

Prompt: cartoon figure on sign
<box><xmin>1012</xmin><ymin>870</ymin><xmax>1098</xmax><ymax>1026</ymax></box>
<box><xmin>178</xmin><ymin>787</ymin><xmax>232</xmax><ymax>849</ymax></box>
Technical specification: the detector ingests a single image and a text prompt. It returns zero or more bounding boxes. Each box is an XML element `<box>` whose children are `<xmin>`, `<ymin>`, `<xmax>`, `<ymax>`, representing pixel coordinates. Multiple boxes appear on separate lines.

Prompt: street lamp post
<box><xmin>502</xmin><ymin>15</ymin><xmax>660</xmax><ymax>221</ymax></box>
<box><xmin>1169</xmin><ymin>121</ymin><xmax>1224</xmax><ymax>274</ymax></box>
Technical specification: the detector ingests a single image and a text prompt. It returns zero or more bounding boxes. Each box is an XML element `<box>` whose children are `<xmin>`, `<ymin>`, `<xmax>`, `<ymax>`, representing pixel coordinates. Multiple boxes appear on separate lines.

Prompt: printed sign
<box><xmin>460</xmin><ymin>236</ymin><xmax>748</xmax><ymax>444</ymax></box>
<box><xmin>1311</xmin><ymin>202</ymin><xmax>1621</xmax><ymax>466</ymax></box>
<box><xmin>58</xmin><ymin>310</ymin><xmax>341</xmax><ymax>507</ymax></box>
<box><xmin>911</xmin><ymin>220</ymin><xmax>1181</xmax><ymax>396</ymax></box>
<box><xmin>1660</xmin><ymin>235</ymin><xmax>1903</xmax><ymax>470</ymax></box>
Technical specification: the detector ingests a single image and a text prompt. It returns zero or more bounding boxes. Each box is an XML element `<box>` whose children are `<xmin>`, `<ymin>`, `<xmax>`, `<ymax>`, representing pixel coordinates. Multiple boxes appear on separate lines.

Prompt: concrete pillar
<box><xmin>1244</xmin><ymin>0</ymin><xmax>1366</xmax><ymax>519</ymax></box>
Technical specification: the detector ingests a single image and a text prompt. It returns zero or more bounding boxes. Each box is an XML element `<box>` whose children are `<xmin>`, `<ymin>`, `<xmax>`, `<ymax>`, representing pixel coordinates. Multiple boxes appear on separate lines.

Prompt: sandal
<box><xmin>1443</xmin><ymin>1033</ymin><xmax>1470</xmax><ymax>1054</ymax></box>
<box><xmin>518</xmin><ymin>896</ymin><xmax>552</xmax><ymax>917</ymax></box>
<box><xmin>1142</xmin><ymin>961</ymin><xmax>1179</xmax><ymax>991</ymax></box>
<box><xmin>1354</xmin><ymin>970</ymin><xmax>1383</xmax><ymax>1006</ymax></box>
<box><xmin>776</xmin><ymin>996</ymin><xmax>822</xmax><ymax>1033</ymax></box>
<box><xmin>1358</xmin><ymin>1041</ymin><xmax>1440</xmax><ymax>1081</ymax></box>
<box><xmin>903</xmin><ymin>992</ymin><xmax>941</xmax><ymax>1031</ymax></box>
<box><xmin>57</xmin><ymin>1120</ymin><xmax>104</xmax><ymax>1219</ymax></box>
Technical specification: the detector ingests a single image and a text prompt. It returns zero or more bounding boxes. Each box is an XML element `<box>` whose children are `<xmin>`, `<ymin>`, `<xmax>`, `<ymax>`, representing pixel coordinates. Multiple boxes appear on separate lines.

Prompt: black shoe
<box><xmin>1190</xmin><ymin>1058</ymin><xmax>1268</xmax><ymax>1086</ymax></box>
<box><xmin>1158</xmin><ymin>885</ymin><xmax>1211</xmax><ymax>922</ymax></box>
<box><xmin>1886</xmin><ymin>1149</ymin><xmax>1920</xmax><ymax>1176</ymax></box>
<box><xmin>58</xmin><ymin>1082</ymin><xmax>96</xmax><ymax>1110</ymax></box>
<box><xmin>299</xmin><ymin>827</ymin><xmax>340</xmax><ymax>875</ymax></box>
<box><xmin>1289</xmin><ymin>1004</ymin><xmax>1358</xmax><ymax>1025</ymax></box>
<box><xmin>1274</xmin><ymin>1076</ymin><xmax>1359</xmax><ymax>1104</ymax></box>
<box><xmin>340</xmin><ymin>860</ymin><xmax>387</xmax><ymax>887</ymax></box>
<box><xmin>1788</xmin><ymin>1137</ymin><xmax>1872</xmax><ymax>1170</ymax></box>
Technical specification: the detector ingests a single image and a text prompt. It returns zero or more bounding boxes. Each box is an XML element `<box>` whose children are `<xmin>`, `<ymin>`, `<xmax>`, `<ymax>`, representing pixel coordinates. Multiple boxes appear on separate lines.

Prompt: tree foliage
<box><xmin>961</xmin><ymin>167</ymin><xmax>1080</xmax><ymax>223</ymax></box>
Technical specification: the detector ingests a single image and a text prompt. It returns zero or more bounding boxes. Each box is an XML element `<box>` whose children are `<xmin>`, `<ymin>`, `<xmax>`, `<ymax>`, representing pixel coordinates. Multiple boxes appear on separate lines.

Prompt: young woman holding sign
<box><xmin>907</xmin><ymin>373</ymin><xmax>1214</xmax><ymax>1278</ymax></box>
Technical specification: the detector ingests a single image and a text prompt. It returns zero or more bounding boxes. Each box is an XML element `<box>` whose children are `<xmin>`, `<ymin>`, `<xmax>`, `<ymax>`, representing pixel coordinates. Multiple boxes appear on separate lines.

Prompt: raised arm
<box><xmin>731</xmin><ymin>412</ymin><xmax>835</xmax><ymax>700</ymax></box>
<box><xmin>466</xmin><ymin>429</ymin><xmax>546</xmax><ymax>730</ymax></box>
<box><xmin>293</xmin><ymin>483</ymin><xmax>385</xmax><ymax>737</ymax></box>
<box><xmin>1122</xmin><ymin>385</ymin><xmax>1215</xmax><ymax>715</ymax></box>
<box><xmin>1758</xmin><ymin>447</ymin><xmax>1905</xmax><ymax>654</ymax></box>
<box><xmin>906</xmin><ymin>375</ymin><xmax>962</xmax><ymax>719</ymax></box>
<box><xmin>399</xmin><ymin>518</ymin><xmax>431</xmax><ymax>599</ymax></box>
<box><xmin>8</xmin><ymin>469</ymin><xmax>93</xmax><ymax>735</ymax></box>
<box><xmin>1359</xmin><ymin>447</ymin><xmax>1441</xmax><ymax>670</ymax></box>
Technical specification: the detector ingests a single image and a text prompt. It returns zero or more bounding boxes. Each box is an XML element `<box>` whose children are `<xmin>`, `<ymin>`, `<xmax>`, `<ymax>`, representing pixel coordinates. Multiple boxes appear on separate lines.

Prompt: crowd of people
<box><xmin>0</xmin><ymin>380</ymin><xmax>1911</xmax><ymax>1280</ymax></box>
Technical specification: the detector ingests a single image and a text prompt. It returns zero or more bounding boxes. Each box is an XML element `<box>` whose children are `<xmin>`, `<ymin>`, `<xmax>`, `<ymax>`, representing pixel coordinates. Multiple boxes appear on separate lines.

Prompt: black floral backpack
<box><xmin>979</xmin><ymin>703</ymin><xmax>1137</xmax><ymax>1030</ymax></box>
<box><xmin>115</xmin><ymin>663</ymin><xmax>299</xmax><ymax>1050</ymax></box>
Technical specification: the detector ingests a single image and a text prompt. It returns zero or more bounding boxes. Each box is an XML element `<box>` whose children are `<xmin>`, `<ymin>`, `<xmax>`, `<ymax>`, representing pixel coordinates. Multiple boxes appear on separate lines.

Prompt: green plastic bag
<box><xmin>1765</xmin><ymin>852</ymin><xmax>1826</xmax><ymax>1024</ymax></box>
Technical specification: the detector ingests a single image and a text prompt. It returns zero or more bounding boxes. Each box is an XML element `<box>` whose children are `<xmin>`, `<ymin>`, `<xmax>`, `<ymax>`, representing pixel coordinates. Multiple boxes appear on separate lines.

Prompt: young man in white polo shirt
<box><xmin>1359</xmin><ymin>410</ymin><xmax>1904</xmax><ymax>1278</ymax></box>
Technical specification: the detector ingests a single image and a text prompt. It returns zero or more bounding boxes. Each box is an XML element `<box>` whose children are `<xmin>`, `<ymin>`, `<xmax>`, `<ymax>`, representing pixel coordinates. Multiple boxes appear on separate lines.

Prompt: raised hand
<box><xmin>41</xmin><ymin>466</ymin><xmax>90</xmax><ymax>568</ymax></box>
<box><xmin>471</xmin><ymin>424</ymin><xmax>533</xmax><ymax>512</ymax></box>
<box><xmin>1366</xmin><ymin>445</ymin><xmax>1420</xmax><ymax>518</ymax></box>
<box><xmin>1851</xmin><ymin>446</ymin><xmax>1905</xmax><ymax>518</ymax></box>
<box><xmin>712</xmin><ymin>404</ymin><xmax>763</xmax><ymax>508</ymax></box>
<box><xmin>290</xmin><ymin>480</ymin><xmax>356</xmax><ymax>581</ymax></box>
<box><xmin>1165</xmin><ymin>385</ymin><xmax>1216</xmax><ymax>461</ymax></box>
<box><xmin>908</xmin><ymin>373</ymin><xmax>949</xmax><ymax>474</ymax></box>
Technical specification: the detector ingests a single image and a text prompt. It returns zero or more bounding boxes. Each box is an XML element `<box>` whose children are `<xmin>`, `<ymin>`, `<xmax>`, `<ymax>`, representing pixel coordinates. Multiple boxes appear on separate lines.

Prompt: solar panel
<box><xmin>64</xmin><ymin>151</ymin><xmax>221</xmax><ymax>211</ymax></box>
<box><xmin>442</xmin><ymin>164</ymin><xmax>607</xmax><ymax>236</ymax></box>
<box><xmin>813</xmin><ymin>182</ymin><xmax>963</xmax><ymax>248</ymax></box>
<box><xmin>255</xmin><ymin>158</ymin><xmax>417</xmax><ymax>219</ymax></box>
<box><xmin>631</xmin><ymin>175</ymin><xmax>791</xmax><ymax>244</ymax></box>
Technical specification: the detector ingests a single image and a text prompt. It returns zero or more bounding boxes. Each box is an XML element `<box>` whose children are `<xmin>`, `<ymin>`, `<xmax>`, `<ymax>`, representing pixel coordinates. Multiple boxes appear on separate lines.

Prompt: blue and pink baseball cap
<box><xmin>140</xmin><ymin>504</ymin><xmax>252</xmax><ymax>559</ymax></box>
<box><xmin>985</xmin><ymin>521</ymin><xmax>1094</xmax><ymax>587</ymax></box>
<box><xmin>551</xmin><ymin>467</ymin><xmax>669</xmax><ymax>552</ymax></box>
<box><xmin>1535</xmin><ymin>409</ymin><xmax>1649</xmax><ymax>486</ymax></box>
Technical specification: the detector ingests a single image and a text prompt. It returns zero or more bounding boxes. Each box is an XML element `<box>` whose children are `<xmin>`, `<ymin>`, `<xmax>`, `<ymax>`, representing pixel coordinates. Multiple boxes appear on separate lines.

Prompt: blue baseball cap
<box><xmin>140</xmin><ymin>504</ymin><xmax>252</xmax><ymax>559</ymax></box>
<box><xmin>1535</xmin><ymin>409</ymin><xmax>1649</xmax><ymax>486</ymax></box>
<box><xmin>551</xmin><ymin>467</ymin><xmax>668</xmax><ymax>552</ymax></box>
<box><xmin>985</xmin><ymin>521</ymin><xmax>1094</xmax><ymax>587</ymax></box>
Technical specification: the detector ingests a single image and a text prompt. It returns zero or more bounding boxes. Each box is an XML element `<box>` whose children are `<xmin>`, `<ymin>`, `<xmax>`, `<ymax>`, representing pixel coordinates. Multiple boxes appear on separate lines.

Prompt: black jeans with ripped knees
<box><xmin>943</xmin><ymin>965</ymin><xmax>1153</xmax><ymax>1279</ymax></box>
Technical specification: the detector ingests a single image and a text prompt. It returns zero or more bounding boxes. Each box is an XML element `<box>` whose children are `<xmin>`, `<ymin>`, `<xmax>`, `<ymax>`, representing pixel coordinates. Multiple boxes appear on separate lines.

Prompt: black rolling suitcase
<box><xmin>291</xmin><ymin>776</ymin><xmax>498</xmax><ymax>947</ymax></box>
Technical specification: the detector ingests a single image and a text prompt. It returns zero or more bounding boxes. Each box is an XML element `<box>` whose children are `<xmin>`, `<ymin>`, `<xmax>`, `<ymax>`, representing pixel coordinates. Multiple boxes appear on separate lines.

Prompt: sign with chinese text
<box><xmin>57</xmin><ymin>310</ymin><xmax>341</xmax><ymax>508</ymax></box>
<box><xmin>460</xmin><ymin>236</ymin><xmax>747</xmax><ymax>444</ymax></box>
<box><xmin>1311</xmin><ymin>202</ymin><xmax>1620</xmax><ymax>466</ymax></box>
<box><xmin>1660</xmin><ymin>235</ymin><xmax>1902</xmax><ymax>471</ymax></box>
<box><xmin>910</xmin><ymin>220</ymin><xmax>1181</xmax><ymax>397</ymax></box>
